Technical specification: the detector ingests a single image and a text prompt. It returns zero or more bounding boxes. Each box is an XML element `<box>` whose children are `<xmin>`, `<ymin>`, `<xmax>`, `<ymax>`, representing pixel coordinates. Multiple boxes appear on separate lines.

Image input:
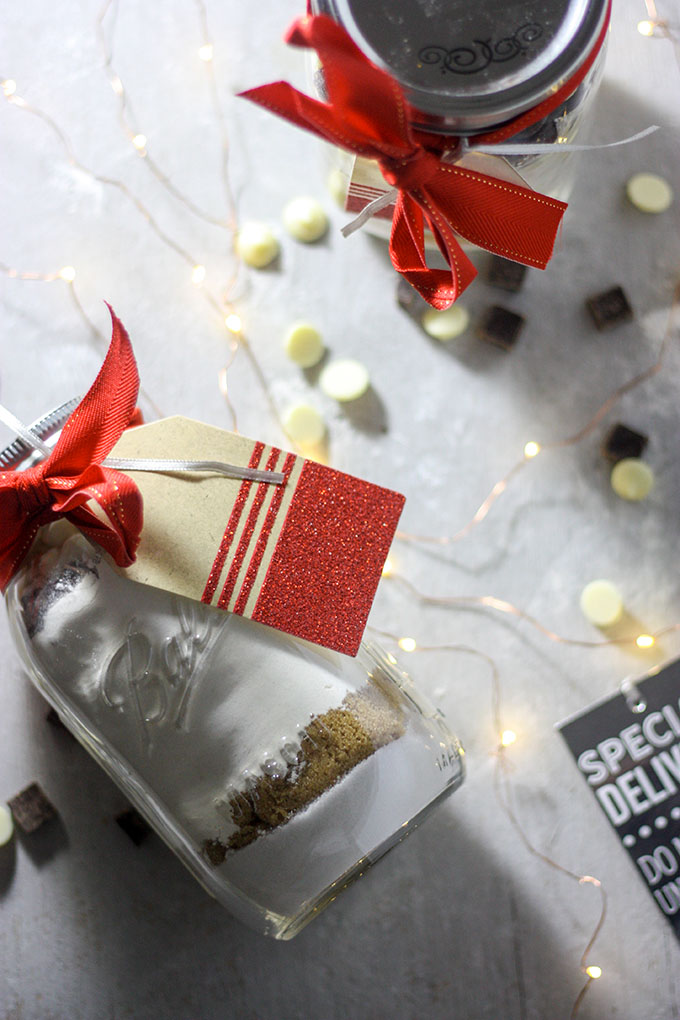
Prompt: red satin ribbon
<box><xmin>240</xmin><ymin>9</ymin><xmax>609</xmax><ymax>309</ymax></box>
<box><xmin>0</xmin><ymin>306</ymin><xmax>144</xmax><ymax>591</ymax></box>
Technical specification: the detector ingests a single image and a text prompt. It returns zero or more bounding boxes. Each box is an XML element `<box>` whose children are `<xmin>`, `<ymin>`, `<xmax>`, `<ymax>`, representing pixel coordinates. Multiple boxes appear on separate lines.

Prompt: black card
<box><xmin>558</xmin><ymin>660</ymin><xmax>680</xmax><ymax>939</ymax></box>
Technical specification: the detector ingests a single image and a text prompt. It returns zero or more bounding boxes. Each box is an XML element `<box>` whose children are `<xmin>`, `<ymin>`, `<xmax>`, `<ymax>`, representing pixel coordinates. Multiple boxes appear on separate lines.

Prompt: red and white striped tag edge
<box><xmin>206</xmin><ymin>446</ymin><xmax>303</xmax><ymax>615</ymax></box>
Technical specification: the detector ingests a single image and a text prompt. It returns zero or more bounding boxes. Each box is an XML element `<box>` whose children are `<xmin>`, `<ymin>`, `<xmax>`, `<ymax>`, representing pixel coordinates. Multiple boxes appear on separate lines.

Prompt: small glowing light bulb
<box><xmin>132</xmin><ymin>133</ymin><xmax>147</xmax><ymax>150</ymax></box>
<box><xmin>398</xmin><ymin>637</ymin><xmax>417</xmax><ymax>653</ymax></box>
<box><xmin>637</xmin><ymin>19</ymin><xmax>655</xmax><ymax>35</ymax></box>
<box><xmin>2</xmin><ymin>79</ymin><xmax>17</xmax><ymax>97</ymax></box>
<box><xmin>501</xmin><ymin>729</ymin><xmax>517</xmax><ymax>747</ymax></box>
<box><xmin>58</xmin><ymin>265</ymin><xmax>76</xmax><ymax>282</ymax></box>
<box><xmin>110</xmin><ymin>76</ymin><xmax>124</xmax><ymax>96</ymax></box>
<box><xmin>224</xmin><ymin>313</ymin><xmax>242</xmax><ymax>333</ymax></box>
<box><xmin>191</xmin><ymin>264</ymin><xmax>206</xmax><ymax>285</ymax></box>
<box><xmin>524</xmin><ymin>441</ymin><xmax>541</xmax><ymax>459</ymax></box>
<box><xmin>636</xmin><ymin>634</ymin><xmax>655</xmax><ymax>649</ymax></box>
<box><xmin>585</xmin><ymin>965</ymin><xmax>602</xmax><ymax>980</ymax></box>
<box><xmin>198</xmin><ymin>44</ymin><xmax>214</xmax><ymax>62</ymax></box>
<box><xmin>382</xmin><ymin>557</ymin><xmax>394</xmax><ymax>578</ymax></box>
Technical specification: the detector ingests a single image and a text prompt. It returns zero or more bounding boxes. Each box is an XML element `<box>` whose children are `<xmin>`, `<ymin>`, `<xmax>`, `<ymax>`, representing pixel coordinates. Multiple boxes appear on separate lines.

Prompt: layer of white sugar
<box><xmin>21</xmin><ymin>532</ymin><xmax>351</xmax><ymax>841</ymax></box>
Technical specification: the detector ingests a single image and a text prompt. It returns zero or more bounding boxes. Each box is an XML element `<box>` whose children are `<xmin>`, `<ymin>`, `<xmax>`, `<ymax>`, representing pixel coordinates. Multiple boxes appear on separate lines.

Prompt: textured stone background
<box><xmin>1</xmin><ymin>1</ymin><xmax>680</xmax><ymax>1017</ymax></box>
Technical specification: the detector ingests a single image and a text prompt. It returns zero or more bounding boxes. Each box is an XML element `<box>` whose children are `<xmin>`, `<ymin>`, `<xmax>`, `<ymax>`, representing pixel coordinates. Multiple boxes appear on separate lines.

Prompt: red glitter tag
<box><xmin>111</xmin><ymin>417</ymin><xmax>405</xmax><ymax>656</ymax></box>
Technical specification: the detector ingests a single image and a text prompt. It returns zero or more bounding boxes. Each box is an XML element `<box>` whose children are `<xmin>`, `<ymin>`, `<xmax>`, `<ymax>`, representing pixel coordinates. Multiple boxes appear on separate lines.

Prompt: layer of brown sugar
<box><xmin>201</xmin><ymin>686</ymin><xmax>405</xmax><ymax>861</ymax></box>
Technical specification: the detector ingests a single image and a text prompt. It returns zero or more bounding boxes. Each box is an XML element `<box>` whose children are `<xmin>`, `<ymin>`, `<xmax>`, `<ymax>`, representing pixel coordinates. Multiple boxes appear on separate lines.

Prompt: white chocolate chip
<box><xmin>626</xmin><ymin>172</ymin><xmax>673</xmax><ymax>214</ymax></box>
<box><xmin>327</xmin><ymin>169</ymin><xmax>348</xmax><ymax>208</ymax></box>
<box><xmin>611</xmin><ymin>458</ymin><xmax>654</xmax><ymax>501</ymax></box>
<box><xmin>580</xmin><ymin>580</ymin><xmax>624</xmax><ymax>627</ymax></box>
<box><xmin>236</xmin><ymin>222</ymin><xmax>279</xmax><ymax>268</ymax></box>
<box><xmin>0</xmin><ymin>804</ymin><xmax>14</xmax><ymax>847</ymax></box>
<box><xmin>283</xmin><ymin>322</ymin><xmax>325</xmax><ymax>368</ymax></box>
<box><xmin>283</xmin><ymin>403</ymin><xmax>326</xmax><ymax>444</ymax></box>
<box><xmin>282</xmin><ymin>197</ymin><xmax>328</xmax><ymax>242</ymax></box>
<box><xmin>319</xmin><ymin>359</ymin><xmax>370</xmax><ymax>402</ymax></box>
<box><xmin>421</xmin><ymin>305</ymin><xmax>470</xmax><ymax>341</ymax></box>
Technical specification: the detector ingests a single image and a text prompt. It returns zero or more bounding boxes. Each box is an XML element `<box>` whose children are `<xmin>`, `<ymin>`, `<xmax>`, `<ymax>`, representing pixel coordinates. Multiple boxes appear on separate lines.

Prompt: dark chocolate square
<box><xmin>488</xmin><ymin>256</ymin><xmax>528</xmax><ymax>293</ymax></box>
<box><xmin>602</xmin><ymin>423</ymin><xmax>649</xmax><ymax>463</ymax></box>
<box><xmin>115</xmin><ymin>808</ymin><xmax>151</xmax><ymax>846</ymax></box>
<box><xmin>46</xmin><ymin>706</ymin><xmax>65</xmax><ymax>729</ymax></box>
<box><xmin>586</xmin><ymin>286</ymin><xmax>633</xmax><ymax>331</ymax></box>
<box><xmin>8</xmin><ymin>783</ymin><xmax>56</xmax><ymax>834</ymax></box>
<box><xmin>477</xmin><ymin>305</ymin><xmax>525</xmax><ymax>350</ymax></box>
<box><xmin>396</xmin><ymin>278</ymin><xmax>430</xmax><ymax>322</ymax></box>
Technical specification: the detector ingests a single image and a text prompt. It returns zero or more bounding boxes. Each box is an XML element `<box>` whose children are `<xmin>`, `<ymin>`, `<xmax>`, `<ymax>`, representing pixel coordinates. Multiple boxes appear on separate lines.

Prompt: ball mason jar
<box><xmin>6</xmin><ymin>522</ymin><xmax>464</xmax><ymax>939</ymax></box>
<box><xmin>314</xmin><ymin>0</ymin><xmax>609</xmax><ymax>237</ymax></box>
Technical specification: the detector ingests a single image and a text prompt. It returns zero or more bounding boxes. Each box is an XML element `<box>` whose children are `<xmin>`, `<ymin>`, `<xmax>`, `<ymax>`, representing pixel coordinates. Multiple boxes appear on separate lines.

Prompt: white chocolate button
<box><xmin>283</xmin><ymin>322</ymin><xmax>324</xmax><ymax>368</ymax></box>
<box><xmin>283</xmin><ymin>403</ymin><xmax>326</xmax><ymax>444</ymax></box>
<box><xmin>0</xmin><ymin>804</ymin><xmax>14</xmax><ymax>846</ymax></box>
<box><xmin>626</xmin><ymin>172</ymin><xmax>673</xmax><ymax>213</ymax></box>
<box><xmin>421</xmin><ymin>305</ymin><xmax>470</xmax><ymax>340</ymax></box>
<box><xmin>327</xmin><ymin>169</ymin><xmax>348</xmax><ymax>207</ymax></box>
<box><xmin>611</xmin><ymin>458</ymin><xmax>654</xmax><ymax>501</ymax></box>
<box><xmin>236</xmin><ymin>222</ymin><xmax>279</xmax><ymax>268</ymax></box>
<box><xmin>319</xmin><ymin>359</ymin><xmax>370</xmax><ymax>402</ymax></box>
<box><xmin>580</xmin><ymin>580</ymin><xmax>624</xmax><ymax>627</ymax></box>
<box><xmin>282</xmin><ymin>197</ymin><xmax>328</xmax><ymax>242</ymax></box>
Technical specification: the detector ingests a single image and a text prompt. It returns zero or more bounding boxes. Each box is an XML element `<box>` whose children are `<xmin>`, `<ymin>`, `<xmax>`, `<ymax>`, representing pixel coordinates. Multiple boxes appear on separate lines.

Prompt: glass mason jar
<box><xmin>314</xmin><ymin>0</ymin><xmax>609</xmax><ymax>237</ymax></box>
<box><xmin>6</xmin><ymin>522</ymin><xmax>464</xmax><ymax>939</ymax></box>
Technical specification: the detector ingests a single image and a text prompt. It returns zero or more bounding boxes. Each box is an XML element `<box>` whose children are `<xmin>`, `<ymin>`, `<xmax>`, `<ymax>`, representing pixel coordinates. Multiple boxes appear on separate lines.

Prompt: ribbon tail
<box><xmin>0</xmin><ymin>486</ymin><xmax>40</xmax><ymax>592</ymax></box>
<box><xmin>49</xmin><ymin>306</ymin><xmax>140</xmax><ymax>473</ymax></box>
<box><xmin>427</xmin><ymin>165</ymin><xmax>567</xmax><ymax>270</ymax></box>
<box><xmin>239</xmin><ymin>81</ymin><xmax>366</xmax><ymax>154</ymax></box>
<box><xmin>390</xmin><ymin>192</ymin><xmax>477</xmax><ymax>310</ymax></box>
<box><xmin>0</xmin><ymin>524</ymin><xmax>40</xmax><ymax>592</ymax></box>
<box><xmin>240</xmin><ymin>15</ymin><xmax>416</xmax><ymax>156</ymax></box>
<box><xmin>283</xmin><ymin>14</ymin><xmax>413</xmax><ymax>149</ymax></box>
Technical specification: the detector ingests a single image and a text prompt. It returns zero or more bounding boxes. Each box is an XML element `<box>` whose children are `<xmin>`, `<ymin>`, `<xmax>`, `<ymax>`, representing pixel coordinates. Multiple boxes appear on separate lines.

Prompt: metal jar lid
<box><xmin>311</xmin><ymin>0</ymin><xmax>608</xmax><ymax>133</ymax></box>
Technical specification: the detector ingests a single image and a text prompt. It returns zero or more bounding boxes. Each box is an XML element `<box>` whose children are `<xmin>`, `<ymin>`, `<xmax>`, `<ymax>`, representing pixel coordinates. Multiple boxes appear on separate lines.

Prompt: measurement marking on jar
<box><xmin>435</xmin><ymin>752</ymin><xmax>458</xmax><ymax>771</ymax></box>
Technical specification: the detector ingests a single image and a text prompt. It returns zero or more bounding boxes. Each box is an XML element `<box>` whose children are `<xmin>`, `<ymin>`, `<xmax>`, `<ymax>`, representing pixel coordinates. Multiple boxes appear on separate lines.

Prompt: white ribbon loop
<box><xmin>104</xmin><ymin>457</ymin><xmax>286</xmax><ymax>485</ymax></box>
<box><xmin>469</xmin><ymin>124</ymin><xmax>660</xmax><ymax>157</ymax></box>
<box><xmin>341</xmin><ymin>188</ymin><xmax>398</xmax><ymax>238</ymax></box>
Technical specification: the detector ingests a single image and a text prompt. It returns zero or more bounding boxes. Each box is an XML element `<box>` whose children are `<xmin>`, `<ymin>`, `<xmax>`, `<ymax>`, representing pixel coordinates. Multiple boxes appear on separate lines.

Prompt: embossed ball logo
<box><xmin>418</xmin><ymin>23</ymin><xmax>543</xmax><ymax>75</ymax></box>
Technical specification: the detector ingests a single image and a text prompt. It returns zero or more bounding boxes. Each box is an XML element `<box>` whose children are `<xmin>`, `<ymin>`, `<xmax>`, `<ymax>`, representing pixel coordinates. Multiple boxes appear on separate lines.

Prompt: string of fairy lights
<box><xmin>1</xmin><ymin>2</ymin><xmax>679</xmax><ymax>1015</ymax></box>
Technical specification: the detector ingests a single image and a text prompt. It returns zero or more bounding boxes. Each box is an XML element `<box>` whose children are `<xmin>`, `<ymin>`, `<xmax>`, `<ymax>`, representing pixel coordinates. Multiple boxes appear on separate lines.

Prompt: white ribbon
<box><xmin>467</xmin><ymin>124</ymin><xmax>659</xmax><ymax>156</ymax></box>
<box><xmin>0</xmin><ymin>401</ymin><xmax>286</xmax><ymax>485</ymax></box>
<box><xmin>341</xmin><ymin>188</ymin><xmax>399</xmax><ymax>238</ymax></box>
<box><xmin>104</xmin><ymin>456</ymin><xmax>285</xmax><ymax>484</ymax></box>
<box><xmin>0</xmin><ymin>403</ymin><xmax>52</xmax><ymax>459</ymax></box>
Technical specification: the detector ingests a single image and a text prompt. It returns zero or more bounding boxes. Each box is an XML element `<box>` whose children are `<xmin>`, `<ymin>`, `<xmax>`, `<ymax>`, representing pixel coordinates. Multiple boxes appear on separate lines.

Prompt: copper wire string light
<box><xmin>1</xmin><ymin>3</ymin><xmax>677</xmax><ymax>1014</ymax></box>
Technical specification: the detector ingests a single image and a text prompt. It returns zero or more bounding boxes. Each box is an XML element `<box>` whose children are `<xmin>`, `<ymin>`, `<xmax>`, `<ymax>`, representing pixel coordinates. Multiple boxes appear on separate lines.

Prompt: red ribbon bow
<box><xmin>240</xmin><ymin>14</ymin><xmax>572</xmax><ymax>309</ymax></box>
<box><xmin>240</xmin><ymin>10</ymin><xmax>613</xmax><ymax>309</ymax></box>
<box><xmin>0</xmin><ymin>306</ymin><xmax>144</xmax><ymax>591</ymax></box>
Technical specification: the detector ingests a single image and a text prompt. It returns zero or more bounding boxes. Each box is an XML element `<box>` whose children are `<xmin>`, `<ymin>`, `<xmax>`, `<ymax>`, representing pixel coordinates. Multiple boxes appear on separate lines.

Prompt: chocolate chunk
<box><xmin>602</xmin><ymin>423</ymin><xmax>649</xmax><ymax>463</ymax></box>
<box><xmin>8</xmin><ymin>783</ymin><xmax>56</xmax><ymax>834</ymax></box>
<box><xmin>586</xmin><ymin>286</ymin><xmax>633</xmax><ymax>330</ymax></box>
<box><xmin>202</xmin><ymin>837</ymin><xmax>227</xmax><ymax>867</ymax></box>
<box><xmin>488</xmin><ymin>256</ymin><xmax>528</xmax><ymax>293</ymax></box>
<box><xmin>115</xmin><ymin>808</ymin><xmax>151</xmax><ymax>846</ymax></box>
<box><xmin>396</xmin><ymin>278</ymin><xmax>429</xmax><ymax>322</ymax></box>
<box><xmin>477</xmin><ymin>305</ymin><xmax>525</xmax><ymax>350</ymax></box>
